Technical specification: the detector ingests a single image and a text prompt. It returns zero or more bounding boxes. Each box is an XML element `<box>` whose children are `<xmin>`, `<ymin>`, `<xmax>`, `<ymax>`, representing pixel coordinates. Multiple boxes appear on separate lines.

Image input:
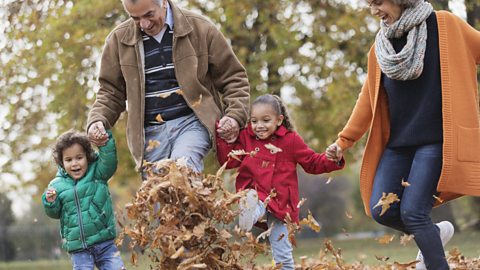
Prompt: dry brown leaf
<box><xmin>146</xmin><ymin>139</ymin><xmax>161</xmax><ymax>152</ymax></box>
<box><xmin>158</xmin><ymin>92</ymin><xmax>174</xmax><ymax>99</ymax></box>
<box><xmin>326</xmin><ymin>177</ymin><xmax>333</xmax><ymax>184</ymax></box>
<box><xmin>297</xmin><ymin>198</ymin><xmax>307</xmax><ymax>209</ymax></box>
<box><xmin>191</xmin><ymin>94</ymin><xmax>202</xmax><ymax>108</ymax></box>
<box><xmin>345</xmin><ymin>211</ymin><xmax>353</xmax><ymax>219</ymax></box>
<box><xmin>265</xmin><ymin>143</ymin><xmax>282</xmax><ymax>154</ymax></box>
<box><xmin>155</xmin><ymin>114</ymin><xmax>164</xmax><ymax>123</ymax></box>
<box><xmin>433</xmin><ymin>194</ymin><xmax>444</xmax><ymax>203</ymax></box>
<box><xmin>393</xmin><ymin>260</ymin><xmax>419</xmax><ymax>269</ymax></box>
<box><xmin>256</xmin><ymin>224</ymin><xmax>273</xmax><ymax>242</ymax></box>
<box><xmin>176</xmin><ymin>88</ymin><xmax>184</xmax><ymax>95</ymax></box>
<box><xmin>400</xmin><ymin>233</ymin><xmax>415</xmax><ymax>246</ymax></box>
<box><xmin>375</xmin><ymin>255</ymin><xmax>390</xmax><ymax>262</ymax></box>
<box><xmin>401</xmin><ymin>178</ymin><xmax>411</xmax><ymax>187</ymax></box>
<box><xmin>376</xmin><ymin>234</ymin><xmax>395</xmax><ymax>244</ymax></box>
<box><xmin>373</xmin><ymin>192</ymin><xmax>400</xmax><ymax>216</ymax></box>
<box><xmin>170</xmin><ymin>246</ymin><xmax>185</xmax><ymax>259</ymax></box>
<box><xmin>299</xmin><ymin>210</ymin><xmax>321</xmax><ymax>232</ymax></box>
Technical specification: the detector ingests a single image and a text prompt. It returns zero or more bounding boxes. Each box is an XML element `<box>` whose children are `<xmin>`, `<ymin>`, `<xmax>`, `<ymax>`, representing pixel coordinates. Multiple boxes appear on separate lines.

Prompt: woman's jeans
<box><xmin>70</xmin><ymin>239</ymin><xmax>125</xmax><ymax>270</ymax></box>
<box><xmin>369</xmin><ymin>143</ymin><xmax>449</xmax><ymax>270</ymax></box>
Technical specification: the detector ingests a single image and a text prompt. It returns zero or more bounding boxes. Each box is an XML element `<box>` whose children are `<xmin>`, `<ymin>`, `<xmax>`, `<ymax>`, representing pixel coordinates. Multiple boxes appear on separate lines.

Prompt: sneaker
<box><xmin>239</xmin><ymin>189</ymin><xmax>258</xmax><ymax>231</ymax></box>
<box><xmin>416</xmin><ymin>221</ymin><xmax>454</xmax><ymax>270</ymax></box>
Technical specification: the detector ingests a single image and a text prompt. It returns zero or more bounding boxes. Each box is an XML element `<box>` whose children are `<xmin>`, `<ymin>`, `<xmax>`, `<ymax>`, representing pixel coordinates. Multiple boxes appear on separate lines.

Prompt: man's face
<box><xmin>124</xmin><ymin>0</ymin><xmax>167</xmax><ymax>36</ymax></box>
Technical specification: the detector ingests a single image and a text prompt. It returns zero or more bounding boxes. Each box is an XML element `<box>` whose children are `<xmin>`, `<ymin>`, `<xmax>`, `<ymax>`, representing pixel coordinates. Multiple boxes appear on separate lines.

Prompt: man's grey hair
<box><xmin>123</xmin><ymin>0</ymin><xmax>164</xmax><ymax>7</ymax></box>
<box><xmin>390</xmin><ymin>0</ymin><xmax>423</xmax><ymax>8</ymax></box>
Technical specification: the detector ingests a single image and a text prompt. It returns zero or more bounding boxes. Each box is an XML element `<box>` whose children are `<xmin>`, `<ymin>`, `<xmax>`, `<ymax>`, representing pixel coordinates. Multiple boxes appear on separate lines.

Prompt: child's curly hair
<box><xmin>52</xmin><ymin>130</ymin><xmax>96</xmax><ymax>168</ymax></box>
<box><xmin>251</xmin><ymin>94</ymin><xmax>295</xmax><ymax>131</ymax></box>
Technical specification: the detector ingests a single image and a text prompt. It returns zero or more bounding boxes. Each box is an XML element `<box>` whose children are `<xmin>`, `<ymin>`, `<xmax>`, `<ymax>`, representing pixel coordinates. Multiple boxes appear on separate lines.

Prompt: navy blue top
<box><xmin>143</xmin><ymin>26</ymin><xmax>193</xmax><ymax>126</ymax></box>
<box><xmin>383</xmin><ymin>12</ymin><xmax>443</xmax><ymax>147</ymax></box>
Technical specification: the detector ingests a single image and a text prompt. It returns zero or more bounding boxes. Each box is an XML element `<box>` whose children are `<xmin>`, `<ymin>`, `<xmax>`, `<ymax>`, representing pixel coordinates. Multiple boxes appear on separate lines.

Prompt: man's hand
<box><xmin>217</xmin><ymin>116</ymin><xmax>240</xmax><ymax>143</ymax></box>
<box><xmin>326</xmin><ymin>142</ymin><xmax>343</xmax><ymax>162</ymax></box>
<box><xmin>88</xmin><ymin>121</ymin><xmax>108</xmax><ymax>146</ymax></box>
<box><xmin>45</xmin><ymin>188</ymin><xmax>57</xmax><ymax>203</ymax></box>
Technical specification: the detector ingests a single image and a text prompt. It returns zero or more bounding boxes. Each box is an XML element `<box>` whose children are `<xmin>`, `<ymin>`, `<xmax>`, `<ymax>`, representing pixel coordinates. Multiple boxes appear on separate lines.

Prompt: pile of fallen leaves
<box><xmin>117</xmin><ymin>159</ymin><xmax>479</xmax><ymax>270</ymax></box>
<box><xmin>117</xmin><ymin>159</ymin><xmax>271</xmax><ymax>269</ymax></box>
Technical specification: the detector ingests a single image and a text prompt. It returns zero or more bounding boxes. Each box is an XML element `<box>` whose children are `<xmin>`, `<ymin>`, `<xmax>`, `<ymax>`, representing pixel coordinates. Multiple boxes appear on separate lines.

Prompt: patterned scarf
<box><xmin>375</xmin><ymin>1</ymin><xmax>433</xmax><ymax>80</ymax></box>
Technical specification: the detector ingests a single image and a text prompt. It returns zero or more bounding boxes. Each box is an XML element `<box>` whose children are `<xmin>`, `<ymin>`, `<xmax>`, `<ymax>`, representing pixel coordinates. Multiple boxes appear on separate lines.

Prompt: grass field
<box><xmin>1</xmin><ymin>230</ymin><xmax>478</xmax><ymax>269</ymax></box>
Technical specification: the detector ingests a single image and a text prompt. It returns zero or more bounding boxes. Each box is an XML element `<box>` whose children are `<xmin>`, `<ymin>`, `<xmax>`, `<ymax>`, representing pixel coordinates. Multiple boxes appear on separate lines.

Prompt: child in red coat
<box><xmin>216</xmin><ymin>94</ymin><xmax>344</xmax><ymax>269</ymax></box>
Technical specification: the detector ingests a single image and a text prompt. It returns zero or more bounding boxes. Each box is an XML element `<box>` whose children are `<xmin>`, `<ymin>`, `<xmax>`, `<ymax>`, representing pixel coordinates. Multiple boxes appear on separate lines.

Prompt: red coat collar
<box><xmin>246</xmin><ymin>123</ymin><xmax>288</xmax><ymax>138</ymax></box>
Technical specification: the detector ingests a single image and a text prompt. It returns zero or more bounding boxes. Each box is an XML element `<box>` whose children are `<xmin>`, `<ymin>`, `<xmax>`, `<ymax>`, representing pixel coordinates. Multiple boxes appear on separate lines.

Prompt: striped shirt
<box><xmin>143</xmin><ymin>26</ymin><xmax>193</xmax><ymax>126</ymax></box>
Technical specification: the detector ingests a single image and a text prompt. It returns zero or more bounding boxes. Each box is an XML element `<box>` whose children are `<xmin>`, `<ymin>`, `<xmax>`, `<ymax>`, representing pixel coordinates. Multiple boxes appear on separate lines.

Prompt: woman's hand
<box><xmin>45</xmin><ymin>188</ymin><xmax>57</xmax><ymax>202</ymax></box>
<box><xmin>326</xmin><ymin>142</ymin><xmax>343</xmax><ymax>162</ymax></box>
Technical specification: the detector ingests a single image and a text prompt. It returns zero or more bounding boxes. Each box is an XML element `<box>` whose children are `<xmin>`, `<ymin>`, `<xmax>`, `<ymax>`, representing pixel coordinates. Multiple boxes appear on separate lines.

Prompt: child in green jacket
<box><xmin>42</xmin><ymin>130</ymin><xmax>125</xmax><ymax>270</ymax></box>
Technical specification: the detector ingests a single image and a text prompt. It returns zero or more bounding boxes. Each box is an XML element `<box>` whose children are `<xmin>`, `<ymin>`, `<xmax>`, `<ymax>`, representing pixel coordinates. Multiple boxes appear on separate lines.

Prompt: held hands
<box><xmin>217</xmin><ymin>116</ymin><xmax>240</xmax><ymax>143</ymax></box>
<box><xmin>45</xmin><ymin>188</ymin><xmax>57</xmax><ymax>203</ymax></box>
<box><xmin>88</xmin><ymin>121</ymin><xmax>108</xmax><ymax>146</ymax></box>
<box><xmin>326</xmin><ymin>142</ymin><xmax>343</xmax><ymax>163</ymax></box>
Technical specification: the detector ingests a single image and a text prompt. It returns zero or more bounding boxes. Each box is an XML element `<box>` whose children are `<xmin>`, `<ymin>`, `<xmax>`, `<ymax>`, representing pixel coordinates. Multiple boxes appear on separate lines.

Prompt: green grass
<box><xmin>1</xmin><ymin>231</ymin><xmax>478</xmax><ymax>269</ymax></box>
<box><xmin>289</xmin><ymin>230</ymin><xmax>480</xmax><ymax>265</ymax></box>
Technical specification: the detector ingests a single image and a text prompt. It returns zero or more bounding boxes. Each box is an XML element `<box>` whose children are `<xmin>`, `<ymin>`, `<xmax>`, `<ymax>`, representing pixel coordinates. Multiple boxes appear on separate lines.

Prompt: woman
<box><xmin>326</xmin><ymin>0</ymin><xmax>480</xmax><ymax>269</ymax></box>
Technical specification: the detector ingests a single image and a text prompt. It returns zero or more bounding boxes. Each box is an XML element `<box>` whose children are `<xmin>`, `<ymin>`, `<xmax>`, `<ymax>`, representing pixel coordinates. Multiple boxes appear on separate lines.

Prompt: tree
<box><xmin>0</xmin><ymin>193</ymin><xmax>15</xmax><ymax>261</ymax></box>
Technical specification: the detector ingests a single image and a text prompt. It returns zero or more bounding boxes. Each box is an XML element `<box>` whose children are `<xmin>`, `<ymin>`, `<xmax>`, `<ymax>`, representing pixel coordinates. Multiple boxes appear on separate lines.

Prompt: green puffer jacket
<box><xmin>42</xmin><ymin>132</ymin><xmax>118</xmax><ymax>253</ymax></box>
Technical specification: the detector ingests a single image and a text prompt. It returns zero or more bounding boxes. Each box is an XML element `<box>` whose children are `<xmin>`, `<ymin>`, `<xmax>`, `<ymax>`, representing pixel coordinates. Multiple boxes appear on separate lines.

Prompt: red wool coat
<box><xmin>216</xmin><ymin>125</ymin><xmax>344</xmax><ymax>223</ymax></box>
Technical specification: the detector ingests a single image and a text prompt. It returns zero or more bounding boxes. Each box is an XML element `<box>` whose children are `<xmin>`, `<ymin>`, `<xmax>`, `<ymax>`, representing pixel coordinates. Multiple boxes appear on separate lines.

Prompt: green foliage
<box><xmin>2</xmin><ymin>0</ymin><xmax>480</xmax><ymax>231</ymax></box>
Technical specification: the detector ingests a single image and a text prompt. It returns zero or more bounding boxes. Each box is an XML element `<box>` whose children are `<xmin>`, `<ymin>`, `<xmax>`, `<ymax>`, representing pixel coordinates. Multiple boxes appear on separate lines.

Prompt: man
<box><xmin>87</xmin><ymin>0</ymin><xmax>250</xmax><ymax>173</ymax></box>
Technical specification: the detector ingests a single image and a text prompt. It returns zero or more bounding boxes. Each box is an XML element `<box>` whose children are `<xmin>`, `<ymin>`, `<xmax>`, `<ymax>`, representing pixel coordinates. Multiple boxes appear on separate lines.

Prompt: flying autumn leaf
<box><xmin>433</xmin><ymin>194</ymin><xmax>444</xmax><ymax>203</ymax></box>
<box><xmin>146</xmin><ymin>139</ymin><xmax>161</xmax><ymax>152</ymax></box>
<box><xmin>375</xmin><ymin>255</ymin><xmax>390</xmax><ymax>262</ymax></box>
<box><xmin>191</xmin><ymin>94</ymin><xmax>202</xmax><ymax>108</ymax></box>
<box><xmin>297</xmin><ymin>198</ymin><xmax>307</xmax><ymax>208</ymax></box>
<box><xmin>265</xmin><ymin>143</ymin><xmax>282</xmax><ymax>154</ymax></box>
<box><xmin>400</xmin><ymin>233</ymin><xmax>415</xmax><ymax>246</ymax></box>
<box><xmin>155</xmin><ymin>114</ymin><xmax>165</xmax><ymax>123</ymax></box>
<box><xmin>284</xmin><ymin>213</ymin><xmax>300</xmax><ymax>246</ymax></box>
<box><xmin>263</xmin><ymin>189</ymin><xmax>277</xmax><ymax>208</ymax></box>
<box><xmin>228</xmin><ymin>149</ymin><xmax>256</xmax><ymax>162</ymax></box>
<box><xmin>401</xmin><ymin>178</ymin><xmax>411</xmax><ymax>187</ymax></box>
<box><xmin>158</xmin><ymin>92</ymin><xmax>174</xmax><ymax>99</ymax></box>
<box><xmin>256</xmin><ymin>223</ymin><xmax>273</xmax><ymax>242</ymax></box>
<box><xmin>373</xmin><ymin>192</ymin><xmax>400</xmax><ymax>216</ymax></box>
<box><xmin>326</xmin><ymin>177</ymin><xmax>333</xmax><ymax>184</ymax></box>
<box><xmin>376</xmin><ymin>234</ymin><xmax>395</xmax><ymax>244</ymax></box>
<box><xmin>299</xmin><ymin>211</ymin><xmax>321</xmax><ymax>232</ymax></box>
<box><xmin>393</xmin><ymin>260</ymin><xmax>421</xmax><ymax>269</ymax></box>
<box><xmin>176</xmin><ymin>88</ymin><xmax>184</xmax><ymax>96</ymax></box>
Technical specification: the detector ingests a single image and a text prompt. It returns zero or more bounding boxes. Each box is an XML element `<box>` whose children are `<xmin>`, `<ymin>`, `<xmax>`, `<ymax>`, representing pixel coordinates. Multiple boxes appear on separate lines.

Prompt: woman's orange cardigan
<box><xmin>336</xmin><ymin>11</ymin><xmax>480</xmax><ymax>216</ymax></box>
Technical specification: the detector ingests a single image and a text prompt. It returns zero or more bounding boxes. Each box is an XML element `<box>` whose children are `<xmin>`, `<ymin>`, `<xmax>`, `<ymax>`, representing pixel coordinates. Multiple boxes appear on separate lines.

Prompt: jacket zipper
<box><xmin>137</xmin><ymin>40</ymin><xmax>146</xmax><ymax>170</ymax></box>
<box><xmin>73</xmin><ymin>182</ymin><xmax>87</xmax><ymax>249</ymax></box>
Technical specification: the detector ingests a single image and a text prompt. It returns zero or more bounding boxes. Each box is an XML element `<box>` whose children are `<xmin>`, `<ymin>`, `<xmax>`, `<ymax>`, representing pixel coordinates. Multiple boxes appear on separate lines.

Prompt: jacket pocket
<box><xmin>457</xmin><ymin>126</ymin><xmax>480</xmax><ymax>162</ymax></box>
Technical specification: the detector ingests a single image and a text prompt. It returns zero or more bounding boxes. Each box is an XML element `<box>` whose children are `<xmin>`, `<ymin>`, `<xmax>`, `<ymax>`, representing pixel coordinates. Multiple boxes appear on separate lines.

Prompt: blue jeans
<box><xmin>70</xmin><ymin>239</ymin><xmax>125</xmax><ymax>270</ymax></box>
<box><xmin>254</xmin><ymin>202</ymin><xmax>294</xmax><ymax>270</ymax></box>
<box><xmin>144</xmin><ymin>113</ymin><xmax>211</xmax><ymax>173</ymax></box>
<box><xmin>369</xmin><ymin>143</ymin><xmax>448</xmax><ymax>270</ymax></box>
